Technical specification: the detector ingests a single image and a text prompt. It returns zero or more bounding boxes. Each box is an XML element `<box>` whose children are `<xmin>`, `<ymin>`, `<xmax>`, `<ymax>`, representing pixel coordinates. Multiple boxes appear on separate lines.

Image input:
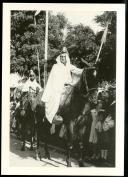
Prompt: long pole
<box><xmin>95</xmin><ymin>41</ymin><xmax>104</xmax><ymax>64</ymax></box>
<box><xmin>44</xmin><ymin>10</ymin><xmax>48</xmax><ymax>88</ymax></box>
<box><xmin>37</xmin><ymin>48</ymin><xmax>41</xmax><ymax>85</ymax></box>
<box><xmin>34</xmin><ymin>15</ymin><xmax>41</xmax><ymax>85</ymax></box>
<box><xmin>95</xmin><ymin>16</ymin><xmax>112</xmax><ymax>64</ymax></box>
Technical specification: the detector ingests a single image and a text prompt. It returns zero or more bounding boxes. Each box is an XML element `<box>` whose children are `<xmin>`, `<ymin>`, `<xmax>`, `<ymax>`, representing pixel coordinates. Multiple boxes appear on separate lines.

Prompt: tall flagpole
<box><xmin>95</xmin><ymin>16</ymin><xmax>112</xmax><ymax>64</ymax></box>
<box><xmin>44</xmin><ymin>10</ymin><xmax>48</xmax><ymax>88</ymax></box>
<box><xmin>34</xmin><ymin>12</ymin><xmax>41</xmax><ymax>85</ymax></box>
<box><xmin>37</xmin><ymin>48</ymin><xmax>41</xmax><ymax>85</ymax></box>
<box><xmin>95</xmin><ymin>22</ymin><xmax>109</xmax><ymax>64</ymax></box>
<box><xmin>95</xmin><ymin>39</ymin><xmax>104</xmax><ymax>64</ymax></box>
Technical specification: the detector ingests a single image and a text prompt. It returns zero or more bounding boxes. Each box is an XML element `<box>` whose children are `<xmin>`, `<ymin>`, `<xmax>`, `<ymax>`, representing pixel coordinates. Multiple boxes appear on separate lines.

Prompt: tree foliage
<box><xmin>11</xmin><ymin>11</ymin><xmax>68</xmax><ymax>76</ymax></box>
<box><xmin>65</xmin><ymin>24</ymin><xmax>98</xmax><ymax>68</ymax></box>
<box><xmin>10</xmin><ymin>10</ymin><xmax>116</xmax><ymax>81</ymax></box>
<box><xmin>95</xmin><ymin>11</ymin><xmax>116</xmax><ymax>80</ymax></box>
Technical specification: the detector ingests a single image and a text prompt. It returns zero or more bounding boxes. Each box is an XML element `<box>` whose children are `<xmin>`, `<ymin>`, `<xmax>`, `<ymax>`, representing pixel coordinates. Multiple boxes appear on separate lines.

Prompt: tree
<box><xmin>11</xmin><ymin>10</ymin><xmax>42</xmax><ymax>75</ymax></box>
<box><xmin>11</xmin><ymin>11</ymin><xmax>116</xmax><ymax>81</ymax></box>
<box><xmin>95</xmin><ymin>11</ymin><xmax>116</xmax><ymax>81</ymax></box>
<box><xmin>46</xmin><ymin>12</ymin><xmax>68</xmax><ymax>71</ymax></box>
<box><xmin>65</xmin><ymin>24</ymin><xmax>98</xmax><ymax>68</ymax></box>
<box><xmin>10</xmin><ymin>11</ymin><xmax>68</xmax><ymax>77</ymax></box>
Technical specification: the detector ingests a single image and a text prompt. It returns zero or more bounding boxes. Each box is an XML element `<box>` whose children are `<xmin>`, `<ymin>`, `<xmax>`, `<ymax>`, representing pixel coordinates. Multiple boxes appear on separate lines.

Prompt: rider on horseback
<box><xmin>22</xmin><ymin>70</ymin><xmax>43</xmax><ymax>93</ymax></box>
<box><xmin>41</xmin><ymin>47</ymin><xmax>83</xmax><ymax>134</ymax></box>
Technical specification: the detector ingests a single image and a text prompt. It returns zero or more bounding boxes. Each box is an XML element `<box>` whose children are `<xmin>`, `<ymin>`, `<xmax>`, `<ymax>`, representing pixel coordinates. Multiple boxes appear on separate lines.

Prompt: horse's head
<box><xmin>27</xmin><ymin>92</ymin><xmax>38</xmax><ymax>111</ymax></box>
<box><xmin>13</xmin><ymin>87</ymin><xmax>22</xmax><ymax>102</ymax></box>
<box><xmin>19</xmin><ymin>92</ymin><xmax>29</xmax><ymax>116</ymax></box>
<box><xmin>79</xmin><ymin>67</ymin><xmax>98</xmax><ymax>96</ymax></box>
<box><xmin>20</xmin><ymin>92</ymin><xmax>29</xmax><ymax>107</ymax></box>
<box><xmin>27</xmin><ymin>91</ymin><xmax>44</xmax><ymax>112</ymax></box>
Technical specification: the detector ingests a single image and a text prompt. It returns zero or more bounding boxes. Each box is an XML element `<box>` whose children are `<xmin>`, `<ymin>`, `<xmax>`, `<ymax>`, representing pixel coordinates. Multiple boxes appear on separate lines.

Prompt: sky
<box><xmin>52</xmin><ymin>11</ymin><xmax>104</xmax><ymax>34</ymax></box>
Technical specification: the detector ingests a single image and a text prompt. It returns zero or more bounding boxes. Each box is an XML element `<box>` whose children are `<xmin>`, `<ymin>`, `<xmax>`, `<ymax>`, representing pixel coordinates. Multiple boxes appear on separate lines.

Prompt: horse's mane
<box><xmin>63</xmin><ymin>68</ymin><xmax>98</xmax><ymax>122</ymax></box>
<box><xmin>61</xmin><ymin>69</ymin><xmax>88</xmax><ymax>121</ymax></box>
<box><xmin>74</xmin><ymin>69</ymin><xmax>88</xmax><ymax>95</ymax></box>
<box><xmin>20</xmin><ymin>90</ymin><xmax>44</xmax><ymax>112</ymax></box>
<box><xmin>73</xmin><ymin>68</ymin><xmax>97</xmax><ymax>94</ymax></box>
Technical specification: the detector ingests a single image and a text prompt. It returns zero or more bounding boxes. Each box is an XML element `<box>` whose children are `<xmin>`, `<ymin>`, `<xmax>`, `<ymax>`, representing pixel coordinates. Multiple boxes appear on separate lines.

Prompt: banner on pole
<box><xmin>35</xmin><ymin>11</ymin><xmax>41</xmax><ymax>16</ymax></box>
<box><xmin>101</xmin><ymin>22</ymin><xmax>108</xmax><ymax>44</ymax></box>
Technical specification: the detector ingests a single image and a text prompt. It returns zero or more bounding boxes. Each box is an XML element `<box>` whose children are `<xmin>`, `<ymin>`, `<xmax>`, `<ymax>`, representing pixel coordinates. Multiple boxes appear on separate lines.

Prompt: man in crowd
<box><xmin>22</xmin><ymin>70</ymin><xmax>42</xmax><ymax>93</ymax></box>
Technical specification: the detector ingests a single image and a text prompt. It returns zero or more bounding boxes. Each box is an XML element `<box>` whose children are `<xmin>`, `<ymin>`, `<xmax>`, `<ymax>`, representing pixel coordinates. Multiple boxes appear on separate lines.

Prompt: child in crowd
<box><xmin>95</xmin><ymin>99</ymin><xmax>115</xmax><ymax>163</ymax></box>
<box><xmin>101</xmin><ymin>114</ymin><xmax>114</xmax><ymax>162</ymax></box>
<box><xmin>95</xmin><ymin>108</ymin><xmax>106</xmax><ymax>161</ymax></box>
<box><xmin>89</xmin><ymin>100</ymin><xmax>104</xmax><ymax>160</ymax></box>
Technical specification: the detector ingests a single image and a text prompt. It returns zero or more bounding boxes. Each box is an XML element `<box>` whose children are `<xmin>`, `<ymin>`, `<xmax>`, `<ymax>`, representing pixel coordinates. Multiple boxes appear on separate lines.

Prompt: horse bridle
<box><xmin>81</xmin><ymin>69</ymin><xmax>97</xmax><ymax>98</ymax></box>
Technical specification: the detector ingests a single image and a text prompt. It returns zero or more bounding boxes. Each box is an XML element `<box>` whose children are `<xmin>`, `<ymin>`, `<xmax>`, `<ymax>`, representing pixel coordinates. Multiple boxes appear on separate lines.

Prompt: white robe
<box><xmin>41</xmin><ymin>54</ymin><xmax>83</xmax><ymax>124</ymax></box>
<box><xmin>22</xmin><ymin>78</ymin><xmax>42</xmax><ymax>93</ymax></box>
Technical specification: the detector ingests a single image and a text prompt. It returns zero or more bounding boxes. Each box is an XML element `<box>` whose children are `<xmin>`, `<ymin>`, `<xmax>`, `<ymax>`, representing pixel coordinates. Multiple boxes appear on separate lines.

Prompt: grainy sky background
<box><xmin>52</xmin><ymin>11</ymin><xmax>104</xmax><ymax>34</ymax></box>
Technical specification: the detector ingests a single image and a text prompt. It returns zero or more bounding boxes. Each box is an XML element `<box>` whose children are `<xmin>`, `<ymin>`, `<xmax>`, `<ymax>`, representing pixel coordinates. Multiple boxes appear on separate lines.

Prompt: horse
<box><xmin>10</xmin><ymin>87</ymin><xmax>22</xmax><ymax>134</ymax></box>
<box><xmin>34</xmin><ymin>67</ymin><xmax>99</xmax><ymax>167</ymax></box>
<box><xmin>17</xmin><ymin>91</ymin><xmax>38</xmax><ymax>151</ymax></box>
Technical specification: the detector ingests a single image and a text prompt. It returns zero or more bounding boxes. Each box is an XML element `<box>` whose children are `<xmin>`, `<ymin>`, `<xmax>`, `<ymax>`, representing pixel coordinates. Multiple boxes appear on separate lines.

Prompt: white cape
<box><xmin>41</xmin><ymin>54</ymin><xmax>83</xmax><ymax>124</ymax></box>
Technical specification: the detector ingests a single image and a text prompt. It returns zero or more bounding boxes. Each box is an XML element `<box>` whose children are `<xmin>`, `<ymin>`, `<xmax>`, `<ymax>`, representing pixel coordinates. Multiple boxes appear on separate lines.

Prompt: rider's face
<box><xmin>30</xmin><ymin>74</ymin><xmax>35</xmax><ymax>81</ymax></box>
<box><xmin>60</xmin><ymin>54</ymin><xmax>67</xmax><ymax>65</ymax></box>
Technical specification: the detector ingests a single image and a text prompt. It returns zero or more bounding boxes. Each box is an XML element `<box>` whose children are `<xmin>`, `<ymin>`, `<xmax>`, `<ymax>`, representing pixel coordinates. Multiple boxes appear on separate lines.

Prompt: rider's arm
<box><xmin>70</xmin><ymin>64</ymin><xmax>84</xmax><ymax>75</ymax></box>
<box><xmin>36</xmin><ymin>84</ymin><xmax>43</xmax><ymax>92</ymax></box>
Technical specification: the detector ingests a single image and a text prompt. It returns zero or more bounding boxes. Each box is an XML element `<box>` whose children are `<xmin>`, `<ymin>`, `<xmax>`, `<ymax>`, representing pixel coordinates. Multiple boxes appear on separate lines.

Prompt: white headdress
<box><xmin>55</xmin><ymin>48</ymin><xmax>72</xmax><ymax>83</ymax></box>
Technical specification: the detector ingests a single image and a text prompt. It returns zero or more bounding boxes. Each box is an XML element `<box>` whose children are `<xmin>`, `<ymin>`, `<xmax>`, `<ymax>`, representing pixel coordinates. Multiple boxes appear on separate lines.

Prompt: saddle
<box><xmin>53</xmin><ymin>84</ymin><xmax>74</xmax><ymax>125</ymax></box>
<box><xmin>59</xmin><ymin>84</ymin><xmax>73</xmax><ymax>110</ymax></box>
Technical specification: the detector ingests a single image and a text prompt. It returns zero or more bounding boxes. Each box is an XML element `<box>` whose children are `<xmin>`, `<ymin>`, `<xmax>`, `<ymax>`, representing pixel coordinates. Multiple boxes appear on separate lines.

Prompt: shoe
<box><xmin>53</xmin><ymin>115</ymin><xmax>63</xmax><ymax>125</ymax></box>
<box><xmin>91</xmin><ymin>154</ymin><xmax>96</xmax><ymax>160</ymax></box>
<box><xmin>84</xmin><ymin>156</ymin><xmax>90</xmax><ymax>161</ymax></box>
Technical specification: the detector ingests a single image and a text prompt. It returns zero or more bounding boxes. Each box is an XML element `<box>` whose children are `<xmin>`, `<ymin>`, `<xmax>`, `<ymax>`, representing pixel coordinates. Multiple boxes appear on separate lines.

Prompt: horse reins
<box><xmin>81</xmin><ymin>69</ymin><xmax>97</xmax><ymax>98</ymax></box>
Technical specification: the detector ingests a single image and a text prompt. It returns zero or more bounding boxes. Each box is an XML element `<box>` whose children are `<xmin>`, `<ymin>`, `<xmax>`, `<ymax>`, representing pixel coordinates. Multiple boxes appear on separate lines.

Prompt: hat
<box><xmin>29</xmin><ymin>70</ymin><xmax>35</xmax><ymax>76</ymax></box>
<box><xmin>60</xmin><ymin>46</ymin><xmax>68</xmax><ymax>54</ymax></box>
<box><xmin>62</xmin><ymin>47</ymin><xmax>67</xmax><ymax>52</ymax></box>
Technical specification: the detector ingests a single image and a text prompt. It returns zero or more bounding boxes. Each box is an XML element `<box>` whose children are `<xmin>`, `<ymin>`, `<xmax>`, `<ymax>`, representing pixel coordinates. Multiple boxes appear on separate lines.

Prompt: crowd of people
<box><xmin>57</xmin><ymin>79</ymin><xmax>115</xmax><ymax>165</ymax></box>
<box><xmin>82</xmin><ymin>98</ymin><xmax>115</xmax><ymax>164</ymax></box>
<box><xmin>10</xmin><ymin>47</ymin><xmax>115</xmax><ymax>165</ymax></box>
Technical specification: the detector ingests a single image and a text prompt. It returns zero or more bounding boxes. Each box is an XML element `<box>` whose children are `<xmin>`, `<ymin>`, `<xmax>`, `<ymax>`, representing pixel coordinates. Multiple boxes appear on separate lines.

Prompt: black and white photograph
<box><xmin>2</xmin><ymin>3</ymin><xmax>125</xmax><ymax>176</ymax></box>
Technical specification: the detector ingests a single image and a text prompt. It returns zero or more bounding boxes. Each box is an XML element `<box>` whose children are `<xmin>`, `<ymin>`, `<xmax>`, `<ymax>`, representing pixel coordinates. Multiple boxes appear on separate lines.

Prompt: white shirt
<box><xmin>22</xmin><ymin>78</ymin><xmax>42</xmax><ymax>93</ymax></box>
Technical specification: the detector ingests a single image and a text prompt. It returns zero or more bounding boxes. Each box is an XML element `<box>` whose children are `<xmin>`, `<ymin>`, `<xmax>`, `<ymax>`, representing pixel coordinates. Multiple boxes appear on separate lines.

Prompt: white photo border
<box><xmin>2</xmin><ymin>3</ymin><xmax>125</xmax><ymax>176</ymax></box>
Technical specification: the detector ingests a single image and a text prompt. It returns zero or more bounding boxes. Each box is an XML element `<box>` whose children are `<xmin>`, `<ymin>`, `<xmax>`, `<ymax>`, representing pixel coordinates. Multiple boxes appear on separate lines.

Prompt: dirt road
<box><xmin>10</xmin><ymin>134</ymin><xmax>94</xmax><ymax>167</ymax></box>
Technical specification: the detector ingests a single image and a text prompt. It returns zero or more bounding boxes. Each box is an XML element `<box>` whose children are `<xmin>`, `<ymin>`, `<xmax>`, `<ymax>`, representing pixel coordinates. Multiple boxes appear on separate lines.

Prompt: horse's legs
<box><xmin>41</xmin><ymin>119</ymin><xmax>51</xmax><ymax>160</ymax></box>
<box><xmin>21</xmin><ymin>139</ymin><xmax>26</xmax><ymax>151</ymax></box>
<box><xmin>66</xmin><ymin>120</ymin><xmax>74</xmax><ymax>167</ymax></box>
<box><xmin>35</xmin><ymin>126</ymin><xmax>42</xmax><ymax>160</ymax></box>
<box><xmin>78</xmin><ymin>127</ymin><xmax>86</xmax><ymax>167</ymax></box>
<box><xmin>30</xmin><ymin>136</ymin><xmax>34</xmax><ymax>151</ymax></box>
<box><xmin>36</xmin><ymin>116</ymin><xmax>50</xmax><ymax>160</ymax></box>
<box><xmin>21</xmin><ymin>117</ymin><xmax>26</xmax><ymax>151</ymax></box>
<box><xmin>30</xmin><ymin>120</ymin><xmax>35</xmax><ymax>151</ymax></box>
<box><xmin>15</xmin><ymin>109</ymin><xmax>21</xmax><ymax>138</ymax></box>
<box><xmin>78</xmin><ymin>142</ymin><xmax>84</xmax><ymax>166</ymax></box>
<box><xmin>43</xmin><ymin>137</ymin><xmax>50</xmax><ymax>159</ymax></box>
<box><xmin>66</xmin><ymin>143</ymin><xmax>73</xmax><ymax>167</ymax></box>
